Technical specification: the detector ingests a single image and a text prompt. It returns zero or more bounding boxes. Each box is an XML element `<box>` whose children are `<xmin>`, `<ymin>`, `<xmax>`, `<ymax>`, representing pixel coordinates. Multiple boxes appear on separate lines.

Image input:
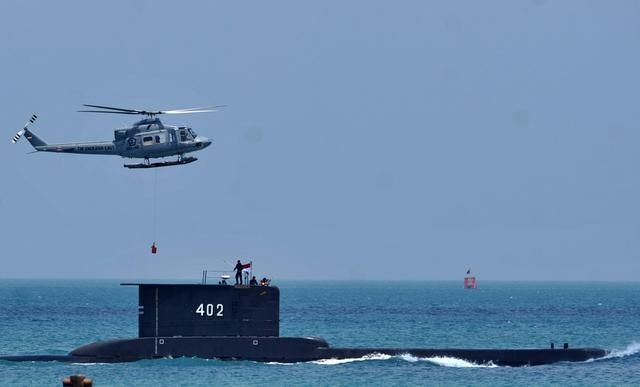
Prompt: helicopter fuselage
<box><xmin>28</xmin><ymin>118</ymin><xmax>211</xmax><ymax>160</ymax></box>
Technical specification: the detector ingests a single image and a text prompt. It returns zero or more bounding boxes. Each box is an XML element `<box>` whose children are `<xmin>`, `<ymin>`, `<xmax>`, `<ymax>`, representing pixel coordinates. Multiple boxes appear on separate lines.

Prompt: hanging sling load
<box><xmin>150</xmin><ymin>169</ymin><xmax>159</xmax><ymax>254</ymax></box>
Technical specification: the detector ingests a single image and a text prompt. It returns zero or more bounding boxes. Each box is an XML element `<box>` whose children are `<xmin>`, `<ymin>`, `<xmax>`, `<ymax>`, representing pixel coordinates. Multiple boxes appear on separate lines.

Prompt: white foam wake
<box><xmin>311</xmin><ymin>353</ymin><xmax>392</xmax><ymax>365</ymax></box>
<box><xmin>603</xmin><ymin>342</ymin><xmax>640</xmax><ymax>360</ymax></box>
<box><xmin>265</xmin><ymin>361</ymin><xmax>296</xmax><ymax>365</ymax></box>
<box><xmin>399</xmin><ymin>354</ymin><xmax>497</xmax><ymax>368</ymax></box>
<box><xmin>309</xmin><ymin>353</ymin><xmax>496</xmax><ymax>367</ymax></box>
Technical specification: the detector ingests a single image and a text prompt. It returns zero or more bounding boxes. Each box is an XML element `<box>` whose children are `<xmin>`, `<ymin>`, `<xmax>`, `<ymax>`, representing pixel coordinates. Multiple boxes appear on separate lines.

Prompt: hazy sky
<box><xmin>2</xmin><ymin>0</ymin><xmax>640</xmax><ymax>280</ymax></box>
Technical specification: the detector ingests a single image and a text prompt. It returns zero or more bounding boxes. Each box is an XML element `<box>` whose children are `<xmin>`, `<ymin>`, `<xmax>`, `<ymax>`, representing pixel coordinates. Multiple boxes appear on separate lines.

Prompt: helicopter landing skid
<box><xmin>124</xmin><ymin>156</ymin><xmax>197</xmax><ymax>169</ymax></box>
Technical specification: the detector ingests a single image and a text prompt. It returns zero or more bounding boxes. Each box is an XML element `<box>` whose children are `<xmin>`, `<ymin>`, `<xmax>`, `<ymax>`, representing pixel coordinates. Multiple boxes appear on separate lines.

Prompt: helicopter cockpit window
<box><xmin>180</xmin><ymin>130</ymin><xmax>187</xmax><ymax>142</ymax></box>
<box><xmin>188</xmin><ymin>128</ymin><xmax>197</xmax><ymax>138</ymax></box>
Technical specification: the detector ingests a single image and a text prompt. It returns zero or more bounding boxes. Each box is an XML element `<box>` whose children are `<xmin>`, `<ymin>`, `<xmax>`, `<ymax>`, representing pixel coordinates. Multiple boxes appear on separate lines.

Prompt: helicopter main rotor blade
<box><xmin>77</xmin><ymin>110</ymin><xmax>140</xmax><ymax>114</ymax></box>
<box><xmin>78</xmin><ymin>104</ymin><xmax>224</xmax><ymax>117</ymax></box>
<box><xmin>161</xmin><ymin>105</ymin><xmax>226</xmax><ymax>114</ymax></box>
<box><xmin>81</xmin><ymin>104</ymin><xmax>142</xmax><ymax>113</ymax></box>
<box><xmin>166</xmin><ymin>106</ymin><xmax>226</xmax><ymax>111</ymax></box>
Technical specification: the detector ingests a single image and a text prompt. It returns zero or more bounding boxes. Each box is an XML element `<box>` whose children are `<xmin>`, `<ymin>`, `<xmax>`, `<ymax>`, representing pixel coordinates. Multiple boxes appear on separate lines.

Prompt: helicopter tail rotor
<box><xmin>11</xmin><ymin>114</ymin><xmax>37</xmax><ymax>144</ymax></box>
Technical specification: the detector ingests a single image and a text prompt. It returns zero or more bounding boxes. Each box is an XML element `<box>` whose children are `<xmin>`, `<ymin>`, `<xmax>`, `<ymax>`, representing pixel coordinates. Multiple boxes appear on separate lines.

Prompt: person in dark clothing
<box><xmin>249</xmin><ymin>276</ymin><xmax>258</xmax><ymax>286</ymax></box>
<box><xmin>234</xmin><ymin>260</ymin><xmax>244</xmax><ymax>285</ymax></box>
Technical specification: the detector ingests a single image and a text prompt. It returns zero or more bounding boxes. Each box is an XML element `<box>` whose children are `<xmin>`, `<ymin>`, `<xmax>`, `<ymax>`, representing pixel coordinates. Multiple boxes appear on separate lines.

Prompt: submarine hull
<box><xmin>0</xmin><ymin>283</ymin><xmax>607</xmax><ymax>366</ymax></box>
<box><xmin>68</xmin><ymin>336</ymin><xmax>331</xmax><ymax>363</ymax></box>
<box><xmin>315</xmin><ymin>347</ymin><xmax>606</xmax><ymax>367</ymax></box>
<box><xmin>1</xmin><ymin>337</ymin><xmax>605</xmax><ymax>366</ymax></box>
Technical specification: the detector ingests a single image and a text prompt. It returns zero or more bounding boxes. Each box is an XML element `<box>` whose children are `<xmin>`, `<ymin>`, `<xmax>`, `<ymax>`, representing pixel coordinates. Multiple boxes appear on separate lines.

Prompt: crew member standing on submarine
<box><xmin>234</xmin><ymin>260</ymin><xmax>244</xmax><ymax>285</ymax></box>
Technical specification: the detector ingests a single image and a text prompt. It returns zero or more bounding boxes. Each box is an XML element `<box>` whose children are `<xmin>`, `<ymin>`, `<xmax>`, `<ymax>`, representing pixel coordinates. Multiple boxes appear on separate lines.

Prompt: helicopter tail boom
<box><xmin>23</xmin><ymin>128</ymin><xmax>48</xmax><ymax>148</ymax></box>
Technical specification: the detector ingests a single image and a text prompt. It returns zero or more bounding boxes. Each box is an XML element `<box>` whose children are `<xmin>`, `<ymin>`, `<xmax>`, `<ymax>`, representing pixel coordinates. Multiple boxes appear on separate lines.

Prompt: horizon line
<box><xmin>0</xmin><ymin>277</ymin><xmax>638</xmax><ymax>283</ymax></box>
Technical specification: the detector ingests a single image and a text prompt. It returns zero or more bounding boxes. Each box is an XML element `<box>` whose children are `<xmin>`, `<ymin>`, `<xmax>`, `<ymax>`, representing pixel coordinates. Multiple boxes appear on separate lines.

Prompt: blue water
<box><xmin>0</xmin><ymin>280</ymin><xmax>638</xmax><ymax>386</ymax></box>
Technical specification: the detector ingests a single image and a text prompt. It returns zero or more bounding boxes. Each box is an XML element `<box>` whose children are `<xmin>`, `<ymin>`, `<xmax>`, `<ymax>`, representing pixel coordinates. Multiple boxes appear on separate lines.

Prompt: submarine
<box><xmin>0</xmin><ymin>280</ymin><xmax>606</xmax><ymax>366</ymax></box>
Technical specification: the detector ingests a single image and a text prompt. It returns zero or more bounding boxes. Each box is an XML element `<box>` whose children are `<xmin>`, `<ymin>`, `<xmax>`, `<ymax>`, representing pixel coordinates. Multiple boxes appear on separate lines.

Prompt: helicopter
<box><xmin>11</xmin><ymin>104</ymin><xmax>221</xmax><ymax>168</ymax></box>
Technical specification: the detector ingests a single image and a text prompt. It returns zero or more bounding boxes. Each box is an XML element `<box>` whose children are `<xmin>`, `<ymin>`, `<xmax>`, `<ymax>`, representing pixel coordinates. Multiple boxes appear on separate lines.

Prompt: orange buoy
<box><xmin>151</xmin><ymin>242</ymin><xmax>157</xmax><ymax>254</ymax></box>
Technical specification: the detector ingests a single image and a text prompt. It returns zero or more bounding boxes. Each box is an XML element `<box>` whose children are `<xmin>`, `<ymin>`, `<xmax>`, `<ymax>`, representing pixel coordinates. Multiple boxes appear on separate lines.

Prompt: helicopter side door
<box><xmin>140</xmin><ymin>131</ymin><xmax>174</xmax><ymax>157</ymax></box>
<box><xmin>168</xmin><ymin>129</ymin><xmax>178</xmax><ymax>154</ymax></box>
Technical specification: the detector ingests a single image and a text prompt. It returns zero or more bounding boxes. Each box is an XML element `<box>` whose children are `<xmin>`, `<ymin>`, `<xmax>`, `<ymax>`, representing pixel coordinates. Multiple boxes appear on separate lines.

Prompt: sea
<box><xmin>0</xmin><ymin>280</ymin><xmax>638</xmax><ymax>386</ymax></box>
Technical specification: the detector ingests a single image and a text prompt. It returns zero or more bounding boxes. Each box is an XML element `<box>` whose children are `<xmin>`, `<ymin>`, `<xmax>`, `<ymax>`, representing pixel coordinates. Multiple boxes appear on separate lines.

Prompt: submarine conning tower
<box><xmin>124</xmin><ymin>283</ymin><xmax>280</xmax><ymax>338</ymax></box>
